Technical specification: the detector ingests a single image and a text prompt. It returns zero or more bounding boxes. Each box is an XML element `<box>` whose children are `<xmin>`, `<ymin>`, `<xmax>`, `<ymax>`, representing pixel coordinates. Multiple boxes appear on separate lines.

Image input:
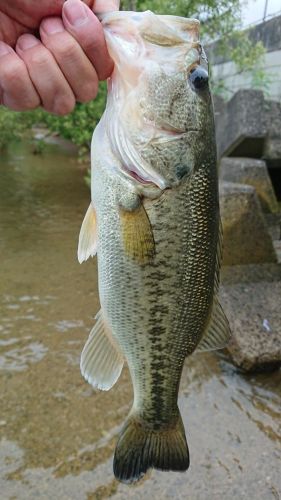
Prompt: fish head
<box><xmin>101</xmin><ymin>11</ymin><xmax>216</xmax><ymax>191</ymax></box>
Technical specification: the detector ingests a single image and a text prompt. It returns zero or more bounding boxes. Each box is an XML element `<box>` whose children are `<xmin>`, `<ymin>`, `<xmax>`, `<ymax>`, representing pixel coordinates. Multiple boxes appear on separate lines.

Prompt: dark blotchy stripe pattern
<box><xmin>93</xmin><ymin>131</ymin><xmax>218</xmax><ymax>429</ymax></box>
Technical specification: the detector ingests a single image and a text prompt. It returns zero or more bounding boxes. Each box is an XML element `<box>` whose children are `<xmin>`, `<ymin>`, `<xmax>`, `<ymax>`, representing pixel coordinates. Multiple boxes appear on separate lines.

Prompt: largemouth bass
<box><xmin>78</xmin><ymin>10</ymin><xmax>231</xmax><ymax>484</ymax></box>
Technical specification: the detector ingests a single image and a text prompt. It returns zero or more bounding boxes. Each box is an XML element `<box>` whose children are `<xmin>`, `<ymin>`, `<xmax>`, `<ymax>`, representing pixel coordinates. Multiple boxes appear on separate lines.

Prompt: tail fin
<box><xmin>113</xmin><ymin>410</ymin><xmax>189</xmax><ymax>484</ymax></box>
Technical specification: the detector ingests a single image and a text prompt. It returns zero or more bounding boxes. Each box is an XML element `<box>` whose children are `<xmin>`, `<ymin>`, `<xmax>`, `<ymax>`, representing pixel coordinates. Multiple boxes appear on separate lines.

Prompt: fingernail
<box><xmin>64</xmin><ymin>0</ymin><xmax>89</xmax><ymax>27</ymax></box>
<box><xmin>41</xmin><ymin>18</ymin><xmax>65</xmax><ymax>35</ymax></box>
<box><xmin>17</xmin><ymin>35</ymin><xmax>40</xmax><ymax>51</ymax></box>
<box><xmin>0</xmin><ymin>41</ymin><xmax>13</xmax><ymax>57</ymax></box>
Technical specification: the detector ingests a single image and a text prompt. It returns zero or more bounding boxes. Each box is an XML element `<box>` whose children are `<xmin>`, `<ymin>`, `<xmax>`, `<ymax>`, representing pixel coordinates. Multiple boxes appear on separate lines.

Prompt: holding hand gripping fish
<box><xmin>78</xmin><ymin>10</ymin><xmax>231</xmax><ymax>484</ymax></box>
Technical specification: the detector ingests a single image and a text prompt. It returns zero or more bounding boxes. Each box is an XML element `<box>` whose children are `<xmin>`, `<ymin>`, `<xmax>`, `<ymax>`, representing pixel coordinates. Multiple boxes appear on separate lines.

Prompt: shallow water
<box><xmin>0</xmin><ymin>141</ymin><xmax>280</xmax><ymax>500</ymax></box>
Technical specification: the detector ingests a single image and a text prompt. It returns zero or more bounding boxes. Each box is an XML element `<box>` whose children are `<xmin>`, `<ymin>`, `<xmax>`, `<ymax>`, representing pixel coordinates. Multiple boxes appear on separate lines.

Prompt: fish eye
<box><xmin>188</xmin><ymin>66</ymin><xmax>209</xmax><ymax>92</ymax></box>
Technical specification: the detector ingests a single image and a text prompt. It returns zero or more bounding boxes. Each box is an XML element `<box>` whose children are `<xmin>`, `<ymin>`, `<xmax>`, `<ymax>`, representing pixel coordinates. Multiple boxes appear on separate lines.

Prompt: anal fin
<box><xmin>80</xmin><ymin>310</ymin><xmax>124</xmax><ymax>391</ymax></box>
<box><xmin>78</xmin><ymin>203</ymin><xmax>97</xmax><ymax>264</ymax></box>
<box><xmin>197</xmin><ymin>296</ymin><xmax>231</xmax><ymax>352</ymax></box>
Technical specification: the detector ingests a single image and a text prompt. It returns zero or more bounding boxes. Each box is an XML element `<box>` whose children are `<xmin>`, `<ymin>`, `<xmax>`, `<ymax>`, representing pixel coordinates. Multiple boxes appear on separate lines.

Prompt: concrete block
<box><xmin>219</xmin><ymin>181</ymin><xmax>277</xmax><ymax>265</ymax></box>
<box><xmin>264</xmin><ymin>99</ymin><xmax>281</xmax><ymax>162</ymax></box>
<box><xmin>220</xmin><ymin>157</ymin><xmax>279</xmax><ymax>213</ymax></box>
<box><xmin>221</xmin><ymin>275</ymin><xmax>281</xmax><ymax>372</ymax></box>
<box><xmin>215</xmin><ymin>90</ymin><xmax>267</xmax><ymax>158</ymax></box>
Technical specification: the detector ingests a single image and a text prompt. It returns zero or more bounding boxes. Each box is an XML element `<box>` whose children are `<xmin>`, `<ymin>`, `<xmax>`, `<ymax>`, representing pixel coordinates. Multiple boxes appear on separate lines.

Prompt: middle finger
<box><xmin>16</xmin><ymin>34</ymin><xmax>76</xmax><ymax>115</ymax></box>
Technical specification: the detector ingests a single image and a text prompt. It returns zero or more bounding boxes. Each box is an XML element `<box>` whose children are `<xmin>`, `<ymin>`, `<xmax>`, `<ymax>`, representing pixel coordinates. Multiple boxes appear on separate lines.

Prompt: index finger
<box><xmin>93</xmin><ymin>1</ymin><xmax>120</xmax><ymax>13</ymax></box>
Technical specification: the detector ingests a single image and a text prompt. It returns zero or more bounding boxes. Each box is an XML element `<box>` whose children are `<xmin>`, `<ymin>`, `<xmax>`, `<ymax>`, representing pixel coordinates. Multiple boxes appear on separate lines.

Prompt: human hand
<box><xmin>0</xmin><ymin>0</ymin><xmax>120</xmax><ymax>114</ymax></box>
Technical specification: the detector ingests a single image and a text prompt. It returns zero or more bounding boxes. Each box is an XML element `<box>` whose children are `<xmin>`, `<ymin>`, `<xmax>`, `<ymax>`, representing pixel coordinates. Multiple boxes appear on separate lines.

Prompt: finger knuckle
<box><xmin>3</xmin><ymin>90</ymin><xmax>40</xmax><ymax>111</ymax></box>
<box><xmin>52</xmin><ymin>95</ymin><xmax>76</xmax><ymax>116</ymax></box>
<box><xmin>98</xmin><ymin>63</ymin><xmax>113</xmax><ymax>81</ymax></box>
<box><xmin>29</xmin><ymin>49</ymin><xmax>51</xmax><ymax>69</ymax></box>
<box><xmin>9</xmin><ymin>101</ymin><xmax>36</xmax><ymax>112</ymax></box>
<box><xmin>78</xmin><ymin>82</ymin><xmax>98</xmax><ymax>103</ymax></box>
<box><xmin>83</xmin><ymin>37</ymin><xmax>102</xmax><ymax>55</ymax></box>
<box><xmin>2</xmin><ymin>59</ymin><xmax>26</xmax><ymax>85</ymax></box>
<box><xmin>21</xmin><ymin>97</ymin><xmax>40</xmax><ymax>111</ymax></box>
<box><xmin>55</xmin><ymin>39</ymin><xmax>78</xmax><ymax>62</ymax></box>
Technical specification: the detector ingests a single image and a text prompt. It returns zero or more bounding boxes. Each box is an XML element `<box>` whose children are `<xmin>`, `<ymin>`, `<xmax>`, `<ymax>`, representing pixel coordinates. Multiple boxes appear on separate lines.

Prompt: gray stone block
<box><xmin>264</xmin><ymin>100</ymin><xmax>281</xmax><ymax>162</ymax></box>
<box><xmin>265</xmin><ymin>213</ymin><xmax>281</xmax><ymax>241</ymax></box>
<box><xmin>264</xmin><ymin>138</ymin><xmax>281</xmax><ymax>161</ymax></box>
<box><xmin>220</xmin><ymin>157</ymin><xmax>279</xmax><ymax>213</ymax></box>
<box><xmin>215</xmin><ymin>90</ymin><xmax>267</xmax><ymax>158</ymax></box>
<box><xmin>219</xmin><ymin>181</ymin><xmax>277</xmax><ymax>265</ymax></box>
<box><xmin>214</xmin><ymin>89</ymin><xmax>281</xmax><ymax>168</ymax></box>
<box><xmin>221</xmin><ymin>275</ymin><xmax>281</xmax><ymax>372</ymax></box>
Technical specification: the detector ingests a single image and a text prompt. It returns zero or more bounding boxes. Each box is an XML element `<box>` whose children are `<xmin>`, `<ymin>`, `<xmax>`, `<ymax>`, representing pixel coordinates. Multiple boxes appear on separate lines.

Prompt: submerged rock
<box><xmin>220</xmin><ymin>157</ymin><xmax>279</xmax><ymax>214</ymax></box>
<box><xmin>221</xmin><ymin>264</ymin><xmax>281</xmax><ymax>372</ymax></box>
<box><xmin>219</xmin><ymin>181</ymin><xmax>277</xmax><ymax>265</ymax></box>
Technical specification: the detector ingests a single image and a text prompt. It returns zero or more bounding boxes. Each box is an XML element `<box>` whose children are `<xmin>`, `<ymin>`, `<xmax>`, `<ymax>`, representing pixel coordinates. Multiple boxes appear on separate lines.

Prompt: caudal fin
<box><xmin>113</xmin><ymin>410</ymin><xmax>189</xmax><ymax>484</ymax></box>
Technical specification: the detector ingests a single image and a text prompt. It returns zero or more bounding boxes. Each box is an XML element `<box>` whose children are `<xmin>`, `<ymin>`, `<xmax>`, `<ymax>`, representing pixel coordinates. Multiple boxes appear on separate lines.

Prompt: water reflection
<box><xmin>0</xmin><ymin>141</ymin><xmax>280</xmax><ymax>499</ymax></box>
<box><xmin>0</xmin><ymin>342</ymin><xmax>48</xmax><ymax>372</ymax></box>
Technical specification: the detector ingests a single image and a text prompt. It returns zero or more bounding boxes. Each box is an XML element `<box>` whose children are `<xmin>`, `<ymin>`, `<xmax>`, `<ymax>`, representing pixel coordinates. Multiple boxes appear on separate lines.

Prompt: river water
<box><xmin>0</xmin><ymin>141</ymin><xmax>280</xmax><ymax>499</ymax></box>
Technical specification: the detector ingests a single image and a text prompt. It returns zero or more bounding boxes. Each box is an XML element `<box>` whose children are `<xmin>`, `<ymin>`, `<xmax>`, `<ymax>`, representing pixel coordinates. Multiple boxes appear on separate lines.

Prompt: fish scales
<box><xmin>78</xmin><ymin>10</ymin><xmax>231</xmax><ymax>484</ymax></box>
<box><xmin>94</xmin><ymin>151</ymin><xmax>218</xmax><ymax>424</ymax></box>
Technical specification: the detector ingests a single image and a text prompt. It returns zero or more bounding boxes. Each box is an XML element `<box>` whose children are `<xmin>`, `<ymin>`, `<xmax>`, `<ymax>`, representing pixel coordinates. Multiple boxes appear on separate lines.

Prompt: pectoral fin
<box><xmin>119</xmin><ymin>203</ymin><xmax>155</xmax><ymax>265</ymax></box>
<box><xmin>80</xmin><ymin>310</ymin><xmax>124</xmax><ymax>391</ymax></box>
<box><xmin>78</xmin><ymin>204</ymin><xmax>97</xmax><ymax>264</ymax></box>
<box><xmin>197</xmin><ymin>296</ymin><xmax>231</xmax><ymax>352</ymax></box>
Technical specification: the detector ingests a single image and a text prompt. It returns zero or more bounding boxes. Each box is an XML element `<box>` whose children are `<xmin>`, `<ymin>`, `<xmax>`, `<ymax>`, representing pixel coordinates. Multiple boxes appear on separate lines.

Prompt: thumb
<box><xmin>93</xmin><ymin>1</ymin><xmax>120</xmax><ymax>13</ymax></box>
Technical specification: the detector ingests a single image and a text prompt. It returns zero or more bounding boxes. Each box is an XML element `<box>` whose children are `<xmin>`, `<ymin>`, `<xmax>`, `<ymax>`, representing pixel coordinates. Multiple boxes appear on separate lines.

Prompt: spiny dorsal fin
<box><xmin>196</xmin><ymin>296</ymin><xmax>231</xmax><ymax>352</ymax></box>
<box><xmin>78</xmin><ymin>203</ymin><xmax>97</xmax><ymax>264</ymax></box>
<box><xmin>119</xmin><ymin>204</ymin><xmax>155</xmax><ymax>265</ymax></box>
<box><xmin>80</xmin><ymin>310</ymin><xmax>124</xmax><ymax>391</ymax></box>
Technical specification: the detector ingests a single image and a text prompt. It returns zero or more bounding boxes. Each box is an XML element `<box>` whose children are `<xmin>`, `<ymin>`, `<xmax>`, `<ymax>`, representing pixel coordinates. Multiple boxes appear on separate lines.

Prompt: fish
<box><xmin>77</xmin><ymin>10</ymin><xmax>231</xmax><ymax>484</ymax></box>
